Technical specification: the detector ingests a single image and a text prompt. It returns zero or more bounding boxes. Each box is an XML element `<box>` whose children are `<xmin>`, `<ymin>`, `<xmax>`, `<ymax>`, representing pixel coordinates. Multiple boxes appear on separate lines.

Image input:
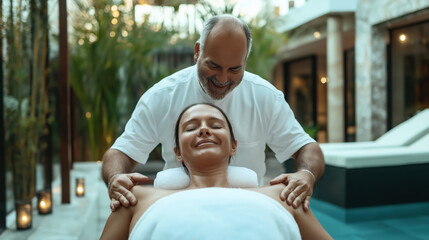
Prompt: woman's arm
<box><xmin>257</xmin><ymin>184</ymin><xmax>332</xmax><ymax>240</ymax></box>
<box><xmin>292</xmin><ymin>205</ymin><xmax>332</xmax><ymax>240</ymax></box>
<box><xmin>100</xmin><ymin>206</ymin><xmax>133</xmax><ymax>240</ymax></box>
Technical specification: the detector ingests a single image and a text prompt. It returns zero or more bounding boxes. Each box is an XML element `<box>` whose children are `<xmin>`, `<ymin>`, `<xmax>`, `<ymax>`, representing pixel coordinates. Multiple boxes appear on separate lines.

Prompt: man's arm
<box><xmin>102</xmin><ymin>149</ymin><xmax>138</xmax><ymax>184</ymax></box>
<box><xmin>270</xmin><ymin>142</ymin><xmax>325</xmax><ymax>211</ymax></box>
<box><xmin>102</xmin><ymin>149</ymin><xmax>148</xmax><ymax>211</ymax></box>
<box><xmin>293</xmin><ymin>142</ymin><xmax>325</xmax><ymax>182</ymax></box>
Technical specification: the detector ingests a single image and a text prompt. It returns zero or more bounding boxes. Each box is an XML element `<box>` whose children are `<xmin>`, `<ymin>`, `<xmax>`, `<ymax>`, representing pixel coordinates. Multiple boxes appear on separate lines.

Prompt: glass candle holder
<box><xmin>16</xmin><ymin>201</ymin><xmax>32</xmax><ymax>230</ymax></box>
<box><xmin>37</xmin><ymin>189</ymin><xmax>52</xmax><ymax>214</ymax></box>
<box><xmin>76</xmin><ymin>178</ymin><xmax>85</xmax><ymax>197</ymax></box>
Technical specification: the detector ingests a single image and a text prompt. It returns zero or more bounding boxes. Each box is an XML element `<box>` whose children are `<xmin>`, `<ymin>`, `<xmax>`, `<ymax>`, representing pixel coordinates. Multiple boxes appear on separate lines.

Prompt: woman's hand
<box><xmin>108</xmin><ymin>173</ymin><xmax>149</xmax><ymax>211</ymax></box>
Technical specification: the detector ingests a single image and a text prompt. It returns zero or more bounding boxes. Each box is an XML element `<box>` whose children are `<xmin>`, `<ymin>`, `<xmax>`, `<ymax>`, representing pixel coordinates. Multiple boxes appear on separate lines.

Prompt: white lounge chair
<box><xmin>320</xmin><ymin>109</ymin><xmax>429</xmax><ymax>152</ymax></box>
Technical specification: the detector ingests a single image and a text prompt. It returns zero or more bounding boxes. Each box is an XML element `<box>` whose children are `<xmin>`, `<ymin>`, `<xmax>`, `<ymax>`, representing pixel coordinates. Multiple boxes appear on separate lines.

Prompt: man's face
<box><xmin>195</xmin><ymin>27</ymin><xmax>248</xmax><ymax>100</ymax></box>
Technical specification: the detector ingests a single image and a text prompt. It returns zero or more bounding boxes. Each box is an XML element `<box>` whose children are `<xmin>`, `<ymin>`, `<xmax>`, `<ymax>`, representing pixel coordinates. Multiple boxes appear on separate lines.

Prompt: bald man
<box><xmin>102</xmin><ymin>14</ymin><xmax>325</xmax><ymax>212</ymax></box>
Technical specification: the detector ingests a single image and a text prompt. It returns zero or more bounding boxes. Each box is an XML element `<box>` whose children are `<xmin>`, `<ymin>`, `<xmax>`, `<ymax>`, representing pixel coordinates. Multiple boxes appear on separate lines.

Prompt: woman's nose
<box><xmin>199</xmin><ymin>127</ymin><xmax>211</xmax><ymax>136</ymax></box>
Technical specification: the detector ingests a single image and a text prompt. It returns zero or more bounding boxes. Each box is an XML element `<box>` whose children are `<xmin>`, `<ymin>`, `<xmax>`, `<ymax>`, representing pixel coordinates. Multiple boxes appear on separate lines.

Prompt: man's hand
<box><xmin>270</xmin><ymin>170</ymin><xmax>315</xmax><ymax>211</ymax></box>
<box><xmin>108</xmin><ymin>173</ymin><xmax>149</xmax><ymax>211</ymax></box>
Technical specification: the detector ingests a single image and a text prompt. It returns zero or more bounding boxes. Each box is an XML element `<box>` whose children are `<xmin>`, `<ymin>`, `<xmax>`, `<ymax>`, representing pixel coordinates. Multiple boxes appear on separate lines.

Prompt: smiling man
<box><xmin>102</xmin><ymin>14</ymin><xmax>325</xmax><ymax>213</ymax></box>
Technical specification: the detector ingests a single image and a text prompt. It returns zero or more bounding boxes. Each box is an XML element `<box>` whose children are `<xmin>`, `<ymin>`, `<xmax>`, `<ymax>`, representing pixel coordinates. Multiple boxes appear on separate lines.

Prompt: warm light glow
<box><xmin>399</xmin><ymin>34</ymin><xmax>406</xmax><ymax>42</ymax></box>
<box><xmin>84</xmin><ymin>23</ymin><xmax>92</xmax><ymax>30</ymax></box>
<box><xmin>78</xmin><ymin>39</ymin><xmax>84</xmax><ymax>45</ymax></box>
<box><xmin>106</xmin><ymin>136</ymin><xmax>112</xmax><ymax>143</ymax></box>
<box><xmin>127</xmin><ymin>19</ymin><xmax>134</xmax><ymax>26</ymax></box>
<box><xmin>110</xmin><ymin>31</ymin><xmax>116</xmax><ymax>37</ymax></box>
<box><xmin>321</xmin><ymin>77</ymin><xmax>328</xmax><ymax>84</ymax></box>
<box><xmin>76</xmin><ymin>178</ymin><xmax>85</xmax><ymax>197</ymax></box>
<box><xmin>17</xmin><ymin>203</ymin><xmax>32</xmax><ymax>229</ymax></box>
<box><xmin>89</xmin><ymin>34</ymin><xmax>97</xmax><ymax>43</ymax></box>
<box><xmin>111</xmin><ymin>5</ymin><xmax>118</xmax><ymax>12</ymax></box>
<box><xmin>38</xmin><ymin>191</ymin><xmax>52</xmax><ymax>214</ymax></box>
<box><xmin>111</xmin><ymin>18</ymin><xmax>118</xmax><ymax>25</ymax></box>
<box><xmin>122</xmin><ymin>30</ymin><xmax>128</xmax><ymax>37</ymax></box>
<box><xmin>314</xmin><ymin>31</ymin><xmax>320</xmax><ymax>38</ymax></box>
<box><xmin>85</xmin><ymin>112</ymin><xmax>92</xmax><ymax>119</ymax></box>
<box><xmin>112</xmin><ymin>10</ymin><xmax>120</xmax><ymax>18</ymax></box>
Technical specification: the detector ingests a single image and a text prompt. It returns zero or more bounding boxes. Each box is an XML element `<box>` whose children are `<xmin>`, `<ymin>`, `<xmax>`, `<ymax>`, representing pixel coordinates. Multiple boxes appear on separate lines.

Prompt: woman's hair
<box><xmin>174</xmin><ymin>103</ymin><xmax>236</xmax><ymax>173</ymax></box>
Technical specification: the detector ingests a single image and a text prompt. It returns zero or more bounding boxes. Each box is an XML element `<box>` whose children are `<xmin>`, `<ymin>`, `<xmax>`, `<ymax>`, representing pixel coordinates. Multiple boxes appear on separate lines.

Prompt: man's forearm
<box><xmin>101</xmin><ymin>149</ymin><xmax>138</xmax><ymax>185</ymax></box>
<box><xmin>292</xmin><ymin>142</ymin><xmax>325</xmax><ymax>182</ymax></box>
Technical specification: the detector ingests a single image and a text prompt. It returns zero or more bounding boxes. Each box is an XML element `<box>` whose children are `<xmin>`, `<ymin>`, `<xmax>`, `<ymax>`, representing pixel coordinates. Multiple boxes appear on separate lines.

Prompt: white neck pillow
<box><xmin>153</xmin><ymin>166</ymin><xmax>259</xmax><ymax>189</ymax></box>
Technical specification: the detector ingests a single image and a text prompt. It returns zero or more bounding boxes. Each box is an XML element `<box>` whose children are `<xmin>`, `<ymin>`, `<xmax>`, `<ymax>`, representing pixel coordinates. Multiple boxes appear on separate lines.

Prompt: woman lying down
<box><xmin>100</xmin><ymin>103</ymin><xmax>332</xmax><ymax>240</ymax></box>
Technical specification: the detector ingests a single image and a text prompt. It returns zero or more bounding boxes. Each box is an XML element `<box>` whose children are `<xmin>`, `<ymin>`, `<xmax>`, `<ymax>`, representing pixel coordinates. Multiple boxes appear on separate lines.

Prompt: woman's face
<box><xmin>174</xmin><ymin>104</ymin><xmax>237</xmax><ymax>168</ymax></box>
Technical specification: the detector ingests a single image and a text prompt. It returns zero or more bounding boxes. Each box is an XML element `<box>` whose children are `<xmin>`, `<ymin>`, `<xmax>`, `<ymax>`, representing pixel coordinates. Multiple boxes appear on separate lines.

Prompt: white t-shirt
<box><xmin>112</xmin><ymin>65</ymin><xmax>314</xmax><ymax>183</ymax></box>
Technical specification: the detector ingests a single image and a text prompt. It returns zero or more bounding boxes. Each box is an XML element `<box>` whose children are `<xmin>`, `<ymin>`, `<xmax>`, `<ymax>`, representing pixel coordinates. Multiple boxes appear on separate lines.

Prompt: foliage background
<box><xmin>3</xmin><ymin>0</ymin><xmax>51</xmax><ymax>201</ymax></box>
<box><xmin>68</xmin><ymin>0</ymin><xmax>286</xmax><ymax>162</ymax></box>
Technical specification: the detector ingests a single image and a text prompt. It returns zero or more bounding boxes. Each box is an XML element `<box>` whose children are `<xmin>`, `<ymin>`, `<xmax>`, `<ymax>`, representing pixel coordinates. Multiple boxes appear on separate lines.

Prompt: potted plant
<box><xmin>3</xmin><ymin>0</ymin><xmax>51</xmax><ymax>229</ymax></box>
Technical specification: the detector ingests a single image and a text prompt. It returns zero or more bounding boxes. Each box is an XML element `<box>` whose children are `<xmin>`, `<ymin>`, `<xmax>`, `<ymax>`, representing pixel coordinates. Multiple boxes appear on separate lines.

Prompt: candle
<box><xmin>37</xmin><ymin>190</ymin><xmax>52</xmax><ymax>214</ymax></box>
<box><xmin>16</xmin><ymin>201</ymin><xmax>32</xmax><ymax>230</ymax></box>
<box><xmin>76</xmin><ymin>178</ymin><xmax>85</xmax><ymax>197</ymax></box>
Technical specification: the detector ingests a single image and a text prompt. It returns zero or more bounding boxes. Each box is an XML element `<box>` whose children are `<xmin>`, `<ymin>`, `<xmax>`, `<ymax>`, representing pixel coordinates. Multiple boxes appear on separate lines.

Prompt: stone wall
<box><xmin>355</xmin><ymin>0</ymin><xmax>429</xmax><ymax>141</ymax></box>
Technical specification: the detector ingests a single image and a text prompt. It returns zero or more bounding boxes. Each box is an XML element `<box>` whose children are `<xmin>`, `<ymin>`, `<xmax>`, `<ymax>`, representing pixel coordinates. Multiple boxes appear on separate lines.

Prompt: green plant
<box><xmin>303</xmin><ymin>125</ymin><xmax>319</xmax><ymax>140</ymax></box>
<box><xmin>70</xmin><ymin>0</ymin><xmax>174</xmax><ymax>161</ymax></box>
<box><xmin>4</xmin><ymin>0</ymin><xmax>51</xmax><ymax>201</ymax></box>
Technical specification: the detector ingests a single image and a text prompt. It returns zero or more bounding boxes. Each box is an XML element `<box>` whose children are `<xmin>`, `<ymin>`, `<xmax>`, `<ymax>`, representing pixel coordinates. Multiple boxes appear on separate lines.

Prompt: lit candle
<box><xmin>37</xmin><ymin>190</ymin><xmax>52</xmax><ymax>214</ymax></box>
<box><xmin>16</xmin><ymin>201</ymin><xmax>32</xmax><ymax>230</ymax></box>
<box><xmin>76</xmin><ymin>178</ymin><xmax>85</xmax><ymax>197</ymax></box>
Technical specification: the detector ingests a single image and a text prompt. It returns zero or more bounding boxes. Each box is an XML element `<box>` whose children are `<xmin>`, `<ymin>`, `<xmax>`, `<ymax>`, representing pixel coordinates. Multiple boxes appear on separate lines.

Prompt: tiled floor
<box><xmin>263</xmin><ymin>157</ymin><xmax>429</xmax><ymax>240</ymax></box>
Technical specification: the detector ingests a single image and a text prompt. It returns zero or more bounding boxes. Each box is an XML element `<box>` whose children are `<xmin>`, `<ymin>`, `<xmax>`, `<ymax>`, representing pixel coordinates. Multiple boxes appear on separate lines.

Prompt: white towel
<box><xmin>129</xmin><ymin>188</ymin><xmax>301</xmax><ymax>240</ymax></box>
<box><xmin>153</xmin><ymin>166</ymin><xmax>259</xmax><ymax>189</ymax></box>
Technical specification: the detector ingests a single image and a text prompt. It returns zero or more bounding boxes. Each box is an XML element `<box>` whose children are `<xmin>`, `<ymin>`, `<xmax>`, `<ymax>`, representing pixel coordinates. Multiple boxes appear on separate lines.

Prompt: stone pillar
<box><xmin>355</xmin><ymin>2</ymin><xmax>372</xmax><ymax>141</ymax></box>
<box><xmin>355</xmin><ymin>0</ymin><xmax>388</xmax><ymax>141</ymax></box>
<box><xmin>370</xmin><ymin>26</ymin><xmax>387</xmax><ymax>139</ymax></box>
<box><xmin>327</xmin><ymin>15</ymin><xmax>345</xmax><ymax>142</ymax></box>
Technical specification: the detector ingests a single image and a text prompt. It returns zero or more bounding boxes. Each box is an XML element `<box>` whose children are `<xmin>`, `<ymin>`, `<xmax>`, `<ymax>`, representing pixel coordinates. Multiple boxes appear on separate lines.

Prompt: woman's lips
<box><xmin>195</xmin><ymin>139</ymin><xmax>217</xmax><ymax>147</ymax></box>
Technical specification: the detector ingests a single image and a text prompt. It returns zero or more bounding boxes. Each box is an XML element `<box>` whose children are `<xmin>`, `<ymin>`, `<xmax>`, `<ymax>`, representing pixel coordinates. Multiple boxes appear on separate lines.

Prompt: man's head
<box><xmin>195</xmin><ymin>15</ymin><xmax>252</xmax><ymax>100</ymax></box>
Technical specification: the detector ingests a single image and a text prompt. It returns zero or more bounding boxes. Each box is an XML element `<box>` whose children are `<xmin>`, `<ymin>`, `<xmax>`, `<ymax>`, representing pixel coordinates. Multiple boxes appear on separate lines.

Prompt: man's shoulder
<box><xmin>142</xmin><ymin>65</ymin><xmax>196</xmax><ymax>102</ymax></box>
<box><xmin>153</xmin><ymin>65</ymin><xmax>195</xmax><ymax>90</ymax></box>
<box><xmin>241</xmin><ymin>71</ymin><xmax>282</xmax><ymax>95</ymax></box>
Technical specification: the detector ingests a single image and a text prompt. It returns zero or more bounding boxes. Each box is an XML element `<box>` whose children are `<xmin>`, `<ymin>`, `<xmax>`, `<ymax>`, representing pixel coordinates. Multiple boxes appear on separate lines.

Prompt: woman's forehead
<box><xmin>181</xmin><ymin>104</ymin><xmax>226</xmax><ymax>123</ymax></box>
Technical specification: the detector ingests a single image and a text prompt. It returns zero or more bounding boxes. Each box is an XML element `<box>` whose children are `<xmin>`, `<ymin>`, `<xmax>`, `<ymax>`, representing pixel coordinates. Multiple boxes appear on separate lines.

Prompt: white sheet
<box><xmin>129</xmin><ymin>188</ymin><xmax>301</xmax><ymax>240</ymax></box>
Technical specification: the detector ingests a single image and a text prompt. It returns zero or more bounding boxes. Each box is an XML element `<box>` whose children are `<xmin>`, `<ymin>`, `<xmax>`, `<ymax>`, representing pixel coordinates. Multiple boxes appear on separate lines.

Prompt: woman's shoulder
<box><xmin>131</xmin><ymin>185</ymin><xmax>179</xmax><ymax>204</ymax></box>
<box><xmin>252</xmin><ymin>183</ymin><xmax>285</xmax><ymax>199</ymax></box>
<box><xmin>249</xmin><ymin>184</ymin><xmax>296</xmax><ymax>214</ymax></box>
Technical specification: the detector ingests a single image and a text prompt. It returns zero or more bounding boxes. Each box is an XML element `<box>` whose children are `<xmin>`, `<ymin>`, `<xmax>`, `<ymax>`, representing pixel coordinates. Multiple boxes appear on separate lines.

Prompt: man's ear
<box><xmin>230</xmin><ymin>140</ymin><xmax>238</xmax><ymax>156</ymax></box>
<box><xmin>174</xmin><ymin>147</ymin><xmax>182</xmax><ymax>162</ymax></box>
<box><xmin>194</xmin><ymin>42</ymin><xmax>200</xmax><ymax>62</ymax></box>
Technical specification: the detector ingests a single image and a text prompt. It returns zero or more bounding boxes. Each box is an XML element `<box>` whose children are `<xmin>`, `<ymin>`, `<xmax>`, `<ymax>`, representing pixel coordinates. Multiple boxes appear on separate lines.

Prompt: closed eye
<box><xmin>230</xmin><ymin>67</ymin><xmax>241</xmax><ymax>73</ymax></box>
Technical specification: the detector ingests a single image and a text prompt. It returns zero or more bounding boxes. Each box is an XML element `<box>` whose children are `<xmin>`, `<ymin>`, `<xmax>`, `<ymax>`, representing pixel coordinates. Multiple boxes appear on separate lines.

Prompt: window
<box><xmin>283</xmin><ymin>56</ymin><xmax>318</xmax><ymax>139</ymax></box>
<box><xmin>390</xmin><ymin>21</ymin><xmax>429</xmax><ymax>127</ymax></box>
<box><xmin>344</xmin><ymin>49</ymin><xmax>356</xmax><ymax>142</ymax></box>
